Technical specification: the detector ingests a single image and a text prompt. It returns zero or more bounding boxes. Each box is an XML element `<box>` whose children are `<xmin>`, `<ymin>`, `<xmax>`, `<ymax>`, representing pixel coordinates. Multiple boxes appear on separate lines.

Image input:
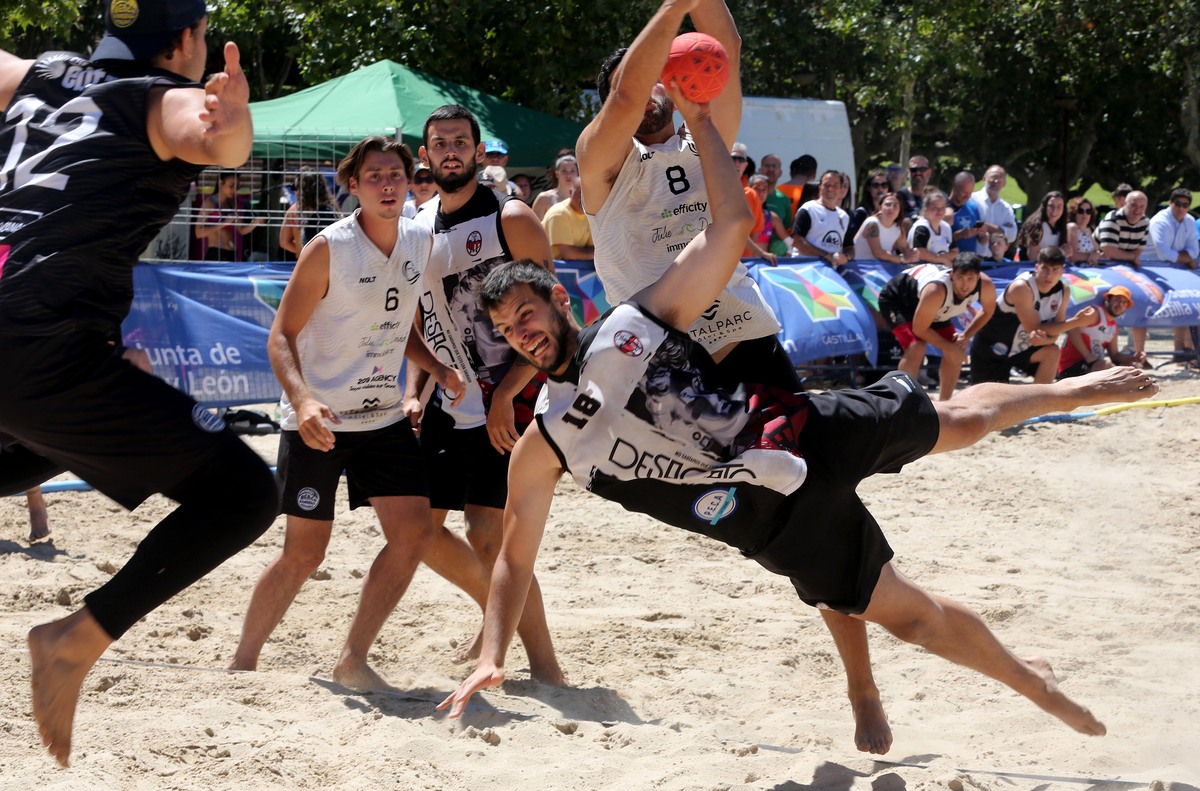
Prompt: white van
<box><xmin>735</xmin><ymin>97</ymin><xmax>856</xmax><ymax>197</ymax></box>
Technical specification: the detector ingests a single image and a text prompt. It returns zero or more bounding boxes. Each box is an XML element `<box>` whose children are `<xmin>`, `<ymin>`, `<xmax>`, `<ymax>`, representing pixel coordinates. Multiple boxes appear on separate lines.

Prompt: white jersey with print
<box><xmin>909</xmin><ymin>264</ymin><xmax>978</xmax><ymax>323</ymax></box>
<box><xmin>587</xmin><ymin>131</ymin><xmax>780</xmax><ymax>353</ymax></box>
<box><xmin>280</xmin><ymin>212</ymin><xmax>431</xmax><ymax>432</ymax></box>
<box><xmin>796</xmin><ymin>200</ymin><xmax>849</xmax><ymax>255</ymax></box>
<box><xmin>907</xmin><ymin>217</ymin><xmax>954</xmax><ymax>254</ymax></box>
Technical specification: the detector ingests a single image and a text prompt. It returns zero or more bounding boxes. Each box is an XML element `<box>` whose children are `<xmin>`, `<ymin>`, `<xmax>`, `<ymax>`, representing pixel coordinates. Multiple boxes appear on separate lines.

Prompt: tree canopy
<box><xmin>2</xmin><ymin>0</ymin><xmax>1195</xmax><ymax>203</ymax></box>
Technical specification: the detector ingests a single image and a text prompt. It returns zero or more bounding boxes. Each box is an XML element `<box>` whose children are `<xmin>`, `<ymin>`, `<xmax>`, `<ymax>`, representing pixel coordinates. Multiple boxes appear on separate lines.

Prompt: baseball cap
<box><xmin>484</xmin><ymin>139</ymin><xmax>508</xmax><ymax>155</ymax></box>
<box><xmin>478</xmin><ymin>170</ymin><xmax>496</xmax><ymax>188</ymax></box>
<box><xmin>1105</xmin><ymin>286</ymin><xmax>1133</xmax><ymax>303</ymax></box>
<box><xmin>92</xmin><ymin>0</ymin><xmax>208</xmax><ymax>63</ymax></box>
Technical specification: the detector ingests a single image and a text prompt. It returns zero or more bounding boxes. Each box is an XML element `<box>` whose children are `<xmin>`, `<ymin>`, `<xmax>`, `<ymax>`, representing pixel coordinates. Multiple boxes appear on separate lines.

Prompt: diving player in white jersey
<box><xmin>576</xmin><ymin>0</ymin><xmax>890</xmax><ymax>754</ymax></box>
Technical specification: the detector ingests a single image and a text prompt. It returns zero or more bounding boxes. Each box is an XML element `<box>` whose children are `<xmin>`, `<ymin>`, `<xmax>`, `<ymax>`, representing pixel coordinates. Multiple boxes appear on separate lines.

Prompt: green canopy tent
<box><xmin>248</xmin><ymin>59</ymin><xmax>583</xmax><ymax>169</ymax></box>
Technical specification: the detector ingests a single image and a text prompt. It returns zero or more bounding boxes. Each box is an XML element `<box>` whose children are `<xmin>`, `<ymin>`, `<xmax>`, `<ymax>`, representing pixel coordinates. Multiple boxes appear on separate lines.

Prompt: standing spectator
<box><xmin>778</xmin><ymin>154</ymin><xmax>818</xmax><ymax>221</ymax></box>
<box><xmin>745</xmin><ymin>174</ymin><xmax>788</xmax><ymax>264</ymax></box>
<box><xmin>1096</xmin><ymin>189</ymin><xmax>1152</xmax><ymax>359</ymax></box>
<box><xmin>1147</xmin><ymin>187</ymin><xmax>1199</xmax><ymax>357</ymax></box>
<box><xmin>280</xmin><ymin>167</ymin><xmax>343</xmax><ymax>255</ymax></box>
<box><xmin>194</xmin><ymin>171</ymin><xmax>262</xmax><ymax>260</ymax></box>
<box><xmin>948</xmin><ymin>171</ymin><xmax>991</xmax><ymax>254</ymax></box>
<box><xmin>403</xmin><ymin>162</ymin><xmax>437</xmax><ymax>218</ymax></box>
<box><xmin>1058</xmin><ymin>287</ymin><xmax>1144</xmax><ymax>378</ymax></box>
<box><xmin>897</xmin><ymin>155</ymin><xmax>931</xmax><ymax>219</ymax></box>
<box><xmin>541</xmin><ymin>180</ymin><xmax>594</xmax><ymax>260</ymax></box>
<box><xmin>1066</xmin><ymin>196</ymin><xmax>1102</xmax><ymax>265</ymax></box>
<box><xmin>906</xmin><ymin>187</ymin><xmax>956</xmax><ymax>266</ymax></box>
<box><xmin>853</xmin><ymin>192</ymin><xmax>918</xmax><ymax>264</ymax></box>
<box><xmin>884</xmin><ymin>162</ymin><xmax>905</xmax><ymax>193</ymax></box>
<box><xmin>1017</xmin><ymin>191</ymin><xmax>1070</xmax><ymax>262</ymax></box>
<box><xmin>758</xmin><ymin>153</ymin><xmax>794</xmax><ymax>255</ymax></box>
<box><xmin>971</xmin><ymin>165</ymin><xmax>1019</xmax><ymax>245</ymax></box>
<box><xmin>1109</xmin><ymin>183</ymin><xmax>1133</xmax><ymax>212</ymax></box>
<box><xmin>483</xmin><ymin>139</ymin><xmax>509</xmax><ymax>172</ymax></box>
<box><xmin>510</xmin><ymin>173</ymin><xmax>533</xmax><ymax>204</ymax></box>
<box><xmin>730</xmin><ymin>141</ymin><xmax>752</xmax><ymax>185</ymax></box>
<box><xmin>791</xmin><ymin>170</ymin><xmax>849</xmax><ymax>268</ymax></box>
<box><xmin>848</xmin><ymin>169</ymin><xmax>889</xmax><ymax>243</ymax></box>
<box><xmin>531</xmin><ymin>154</ymin><xmax>578</xmax><ymax>220</ymax></box>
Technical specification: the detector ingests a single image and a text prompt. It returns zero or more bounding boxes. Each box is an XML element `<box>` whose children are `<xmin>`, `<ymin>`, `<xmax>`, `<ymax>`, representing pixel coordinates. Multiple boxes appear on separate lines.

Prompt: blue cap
<box><xmin>484</xmin><ymin>139</ymin><xmax>508</xmax><ymax>155</ymax></box>
<box><xmin>92</xmin><ymin>0</ymin><xmax>208</xmax><ymax>62</ymax></box>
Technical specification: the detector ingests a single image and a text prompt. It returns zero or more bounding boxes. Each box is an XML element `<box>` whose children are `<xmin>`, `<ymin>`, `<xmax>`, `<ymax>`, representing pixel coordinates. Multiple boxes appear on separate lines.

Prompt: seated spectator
<box><xmin>897</xmin><ymin>155</ymin><xmax>931</xmax><ymax>219</ymax></box>
<box><xmin>541</xmin><ymin>180</ymin><xmax>594</xmax><ymax>260</ymax></box>
<box><xmin>853</xmin><ymin>192</ymin><xmax>918</xmax><ymax>264</ymax></box>
<box><xmin>791</xmin><ymin>169</ymin><xmax>849</xmax><ymax>268</ymax></box>
<box><xmin>758</xmin><ymin>154</ymin><xmax>794</xmax><ymax>255</ymax></box>
<box><xmin>280</xmin><ymin>167</ymin><xmax>343</xmax><ymax>256</ymax></box>
<box><xmin>403</xmin><ymin>163</ymin><xmax>437</xmax><ymax>218</ymax></box>
<box><xmin>1058</xmin><ymin>286</ymin><xmax>1144</xmax><ymax>378</ymax></box>
<box><xmin>1017</xmin><ymin>191</ymin><xmax>1070</xmax><ymax>261</ymax></box>
<box><xmin>194</xmin><ymin>171</ymin><xmax>262</xmax><ymax>261</ymax></box>
<box><xmin>948</xmin><ymin>171</ymin><xmax>994</xmax><ymax>254</ymax></box>
<box><xmin>969</xmin><ymin>246</ymin><xmax>1097</xmax><ymax>384</ymax></box>
<box><xmin>1066</xmin><ymin>196</ymin><xmax>1101</xmax><ymax>265</ymax></box>
<box><xmin>984</xmin><ymin>232</ymin><xmax>1013</xmax><ymax>265</ymax></box>
<box><xmin>1147</xmin><ymin>187</ymin><xmax>1199</xmax><ymax>357</ymax></box>
<box><xmin>906</xmin><ymin>187</ymin><xmax>956</xmax><ymax>266</ymax></box>
<box><xmin>848</xmin><ymin>168</ymin><xmax>889</xmax><ymax>243</ymax></box>
<box><xmin>745</xmin><ymin>174</ymin><xmax>788</xmax><ymax>265</ymax></box>
<box><xmin>532</xmin><ymin>154</ymin><xmax>578</xmax><ymax>221</ymax></box>
<box><xmin>778</xmin><ymin>154</ymin><xmax>818</xmax><ymax>221</ymax></box>
<box><xmin>877</xmin><ymin>253</ymin><xmax>997</xmax><ymax>401</ymax></box>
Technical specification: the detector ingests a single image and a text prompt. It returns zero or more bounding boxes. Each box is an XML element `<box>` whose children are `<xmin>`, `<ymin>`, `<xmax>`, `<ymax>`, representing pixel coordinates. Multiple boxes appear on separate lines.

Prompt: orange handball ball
<box><xmin>661</xmin><ymin>32</ymin><xmax>729</xmax><ymax>103</ymax></box>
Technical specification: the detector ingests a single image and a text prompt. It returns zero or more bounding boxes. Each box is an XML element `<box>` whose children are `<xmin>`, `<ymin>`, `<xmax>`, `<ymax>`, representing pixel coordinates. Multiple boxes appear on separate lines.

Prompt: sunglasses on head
<box><xmin>731</xmin><ymin>155</ymin><xmax>747</xmax><ymax>162</ymax></box>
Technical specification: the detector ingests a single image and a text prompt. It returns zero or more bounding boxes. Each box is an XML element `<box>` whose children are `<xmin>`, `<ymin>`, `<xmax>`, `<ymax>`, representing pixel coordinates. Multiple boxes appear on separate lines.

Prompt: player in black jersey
<box><xmin>440</xmin><ymin>80</ymin><xmax>1160</xmax><ymax>742</ymax></box>
<box><xmin>0</xmin><ymin>0</ymin><xmax>277</xmax><ymax>767</ymax></box>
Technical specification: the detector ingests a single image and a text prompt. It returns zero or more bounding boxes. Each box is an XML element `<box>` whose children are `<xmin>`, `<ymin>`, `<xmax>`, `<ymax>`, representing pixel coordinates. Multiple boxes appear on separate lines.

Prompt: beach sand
<box><xmin>2</xmin><ymin>372</ymin><xmax>1199</xmax><ymax>790</ymax></box>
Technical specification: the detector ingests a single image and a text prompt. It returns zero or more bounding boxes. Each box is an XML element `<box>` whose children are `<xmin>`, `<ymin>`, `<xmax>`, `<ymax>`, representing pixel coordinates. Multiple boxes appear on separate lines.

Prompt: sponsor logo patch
<box><xmin>466</xmin><ymin>230</ymin><xmax>483</xmax><ymax>257</ymax></box>
<box><xmin>296</xmin><ymin>487</ymin><xmax>320</xmax><ymax>511</ymax></box>
<box><xmin>692</xmin><ymin>487</ymin><xmax>738</xmax><ymax>525</ymax></box>
<box><xmin>110</xmin><ymin>0</ymin><xmax>139</xmax><ymax>28</ymax></box>
<box><xmin>403</xmin><ymin>259</ymin><xmax>421</xmax><ymax>283</ymax></box>
<box><xmin>191</xmin><ymin>404</ymin><xmax>226</xmax><ymax>433</ymax></box>
<box><xmin>613</xmin><ymin>330</ymin><xmax>644</xmax><ymax>357</ymax></box>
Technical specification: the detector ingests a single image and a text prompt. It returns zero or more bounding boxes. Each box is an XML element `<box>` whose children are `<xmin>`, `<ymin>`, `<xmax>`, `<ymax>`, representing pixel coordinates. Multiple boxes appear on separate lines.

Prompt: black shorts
<box><xmin>0</xmin><ymin>333</ymin><xmax>241</xmax><ymax>509</ymax></box>
<box><xmin>748</xmin><ymin>372</ymin><xmax>940</xmax><ymax>614</ymax></box>
<box><xmin>277</xmin><ymin>417</ymin><xmax>427</xmax><ymax>520</ymax></box>
<box><xmin>716</xmin><ymin>333</ymin><xmax>802</xmax><ymax>391</ymax></box>
<box><xmin>969</xmin><ymin>342</ymin><xmax>1039</xmax><ymax>384</ymax></box>
<box><xmin>420</xmin><ymin>403</ymin><xmax>516</xmax><ymax>511</ymax></box>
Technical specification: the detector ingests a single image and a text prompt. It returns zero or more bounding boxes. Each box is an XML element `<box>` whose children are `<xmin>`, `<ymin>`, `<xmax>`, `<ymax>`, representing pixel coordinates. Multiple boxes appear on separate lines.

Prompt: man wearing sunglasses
<box><xmin>1147</xmin><ymin>187</ymin><xmax>1199</xmax><ymax>359</ymax></box>
<box><xmin>897</xmin><ymin>155</ymin><xmax>932</xmax><ymax>219</ymax></box>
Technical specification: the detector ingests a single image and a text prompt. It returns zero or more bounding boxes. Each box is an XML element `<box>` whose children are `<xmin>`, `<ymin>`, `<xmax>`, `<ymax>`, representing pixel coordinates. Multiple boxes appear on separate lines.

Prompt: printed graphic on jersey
<box><xmin>614</xmin><ymin>330</ymin><xmax>644</xmax><ymax>357</ymax></box>
<box><xmin>466</xmin><ymin>230</ymin><xmax>483</xmax><ymax>257</ymax></box>
<box><xmin>441</xmin><ymin>257</ymin><xmax>513</xmax><ymax>389</ymax></box>
<box><xmin>758</xmin><ymin>266</ymin><xmax>857</xmax><ymax>321</ymax></box>
<box><xmin>403</xmin><ymin>259</ymin><xmax>421</xmax><ymax>283</ymax></box>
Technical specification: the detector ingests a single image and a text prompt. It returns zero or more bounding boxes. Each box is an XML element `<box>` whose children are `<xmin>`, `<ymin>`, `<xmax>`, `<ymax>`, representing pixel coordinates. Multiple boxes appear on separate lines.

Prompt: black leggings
<box><xmin>83</xmin><ymin>437</ymin><xmax>279</xmax><ymax>639</ymax></box>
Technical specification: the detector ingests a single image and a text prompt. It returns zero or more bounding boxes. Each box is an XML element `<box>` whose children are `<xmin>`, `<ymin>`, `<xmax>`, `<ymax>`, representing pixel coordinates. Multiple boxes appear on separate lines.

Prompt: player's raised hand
<box><xmin>201</xmin><ymin>42</ymin><xmax>251</xmax><ymax>139</ymax></box>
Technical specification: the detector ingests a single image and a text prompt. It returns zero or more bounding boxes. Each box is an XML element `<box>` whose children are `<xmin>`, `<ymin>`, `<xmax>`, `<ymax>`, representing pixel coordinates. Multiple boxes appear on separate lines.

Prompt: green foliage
<box><xmin>3</xmin><ymin>0</ymin><xmax>1197</xmax><ymax>198</ymax></box>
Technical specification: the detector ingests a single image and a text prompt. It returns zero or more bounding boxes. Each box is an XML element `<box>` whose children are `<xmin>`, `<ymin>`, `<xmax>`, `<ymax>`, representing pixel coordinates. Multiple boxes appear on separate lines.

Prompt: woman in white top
<box><xmin>853</xmin><ymin>192</ymin><xmax>919</xmax><ymax>263</ymax></box>
<box><xmin>906</xmin><ymin>187</ymin><xmax>956</xmax><ymax>266</ymax></box>
<box><xmin>1066</xmin><ymin>195</ymin><xmax>1101</xmax><ymax>265</ymax></box>
<box><xmin>532</xmin><ymin>154</ymin><xmax>579</xmax><ymax>220</ymax></box>
<box><xmin>1017</xmin><ymin>190</ymin><xmax>1070</xmax><ymax>261</ymax></box>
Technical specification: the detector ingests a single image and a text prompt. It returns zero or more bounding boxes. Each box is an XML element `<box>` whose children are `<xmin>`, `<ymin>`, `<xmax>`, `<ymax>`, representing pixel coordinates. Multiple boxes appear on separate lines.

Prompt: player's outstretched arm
<box><xmin>576</xmin><ymin>0</ymin><xmax>698</xmax><ymax>212</ymax></box>
<box><xmin>438</xmin><ymin>426</ymin><xmax>562</xmax><ymax>718</ymax></box>
<box><xmin>688</xmin><ymin>0</ymin><xmax>742</xmax><ymax>146</ymax></box>
<box><xmin>150</xmin><ymin>42</ymin><xmax>253</xmax><ymax>167</ymax></box>
<box><xmin>637</xmin><ymin>82</ymin><xmax>753</xmax><ymax>333</ymax></box>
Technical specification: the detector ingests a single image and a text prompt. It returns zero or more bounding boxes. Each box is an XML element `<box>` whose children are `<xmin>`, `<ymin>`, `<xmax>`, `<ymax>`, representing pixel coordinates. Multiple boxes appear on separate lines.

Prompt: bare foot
<box><xmin>529</xmin><ymin>657</ymin><xmax>567</xmax><ymax>687</ymax></box>
<box><xmin>28</xmin><ymin>609</ymin><xmax>113</xmax><ymax>767</ymax></box>
<box><xmin>450</xmin><ymin>629</ymin><xmax>483</xmax><ymax>665</ymax></box>
<box><xmin>226</xmin><ymin>655</ymin><xmax>257</xmax><ymax>672</ymax></box>
<box><xmin>1070</xmin><ymin>366</ymin><xmax>1158</xmax><ymax>406</ymax></box>
<box><xmin>1023</xmin><ymin>656</ymin><xmax>1106</xmax><ymax>736</ymax></box>
<box><xmin>331</xmin><ymin>658</ymin><xmax>397</xmax><ymax>692</ymax></box>
<box><xmin>851</xmin><ymin>694</ymin><xmax>892</xmax><ymax>754</ymax></box>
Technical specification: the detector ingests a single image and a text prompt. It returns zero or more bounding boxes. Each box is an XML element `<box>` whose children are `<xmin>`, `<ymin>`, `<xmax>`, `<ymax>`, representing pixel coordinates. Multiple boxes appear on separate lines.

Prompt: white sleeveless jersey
<box><xmin>796</xmin><ymin>200</ymin><xmax>849</xmax><ymax>254</ymax></box>
<box><xmin>907</xmin><ymin>217</ymin><xmax>954</xmax><ymax>254</ymax></box>
<box><xmin>975</xmin><ymin>271</ymin><xmax>1066</xmax><ymax>356</ymax></box>
<box><xmin>535</xmin><ymin>303</ymin><xmax>808</xmax><ymax>553</ymax></box>
<box><xmin>909</xmin><ymin>264</ymin><xmax>978</xmax><ymax>323</ymax></box>
<box><xmin>587</xmin><ymin>131</ymin><xmax>780</xmax><ymax>353</ymax></box>
<box><xmin>280</xmin><ymin>212</ymin><xmax>431</xmax><ymax>432</ymax></box>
